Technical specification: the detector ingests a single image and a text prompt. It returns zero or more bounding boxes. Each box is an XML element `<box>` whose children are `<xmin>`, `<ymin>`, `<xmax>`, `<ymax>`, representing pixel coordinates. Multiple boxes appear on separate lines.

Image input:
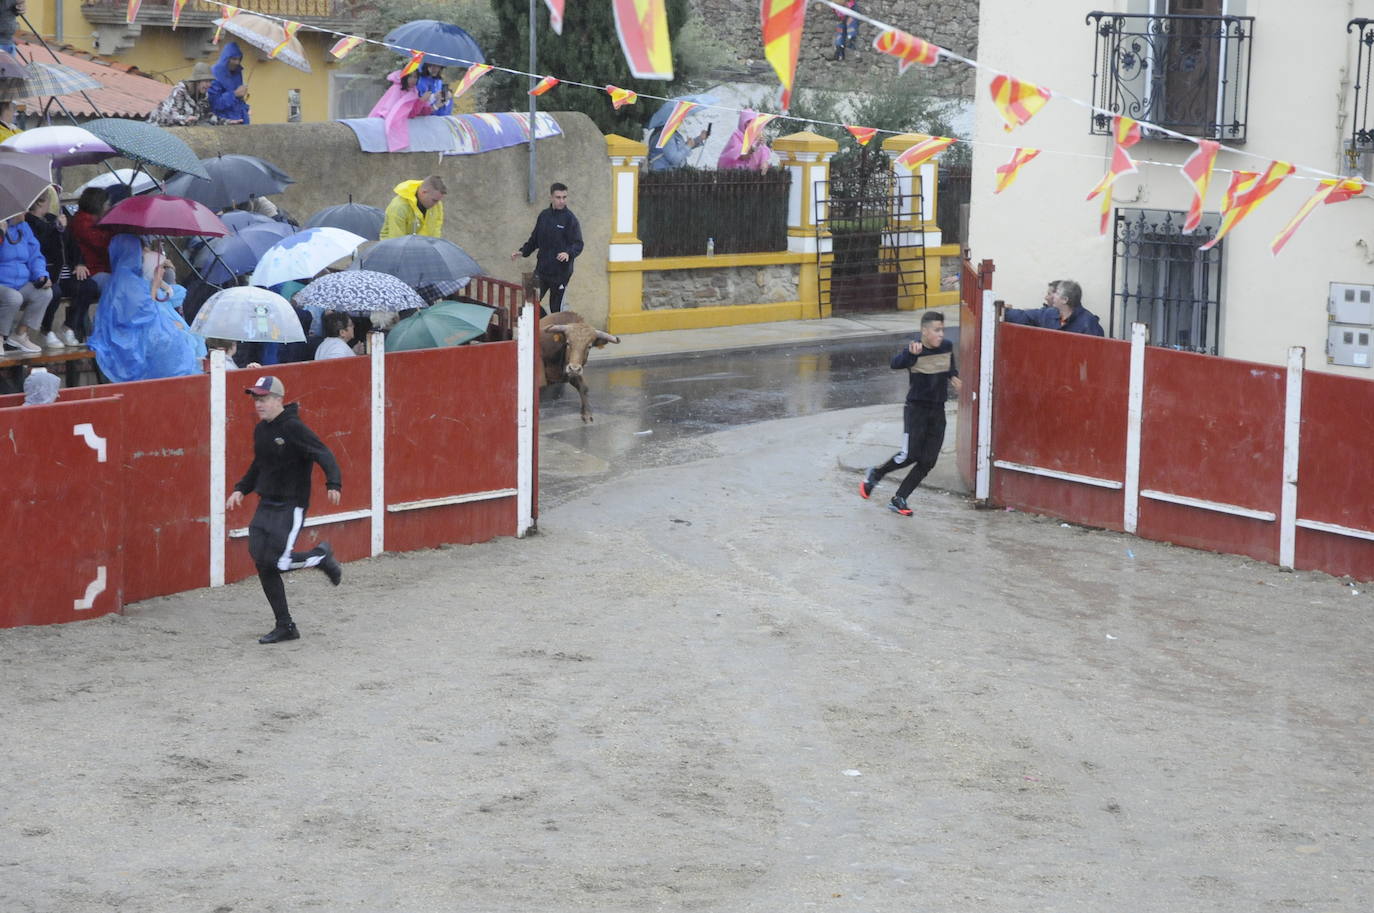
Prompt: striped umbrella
<box><xmin>83</xmin><ymin>118</ymin><xmax>211</xmax><ymax>180</ymax></box>
<box><xmin>21</xmin><ymin>62</ymin><xmax>102</xmax><ymax>98</ymax></box>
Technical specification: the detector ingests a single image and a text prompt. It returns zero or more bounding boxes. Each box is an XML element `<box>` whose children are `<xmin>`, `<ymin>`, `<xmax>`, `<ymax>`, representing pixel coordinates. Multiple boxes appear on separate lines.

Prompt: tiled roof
<box><xmin>14</xmin><ymin>39</ymin><xmax>173</xmax><ymax>119</ymax></box>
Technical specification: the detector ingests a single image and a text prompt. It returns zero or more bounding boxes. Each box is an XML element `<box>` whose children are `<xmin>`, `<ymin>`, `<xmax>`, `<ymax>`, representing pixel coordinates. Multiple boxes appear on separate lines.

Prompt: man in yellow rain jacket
<box><xmin>379</xmin><ymin>175</ymin><xmax>446</xmax><ymax>239</ymax></box>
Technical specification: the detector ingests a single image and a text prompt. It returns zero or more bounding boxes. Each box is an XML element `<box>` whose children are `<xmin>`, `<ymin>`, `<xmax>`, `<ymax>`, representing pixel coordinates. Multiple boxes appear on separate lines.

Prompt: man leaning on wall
<box><xmin>1003</xmin><ymin>279</ymin><xmax>1105</xmax><ymax>336</ymax></box>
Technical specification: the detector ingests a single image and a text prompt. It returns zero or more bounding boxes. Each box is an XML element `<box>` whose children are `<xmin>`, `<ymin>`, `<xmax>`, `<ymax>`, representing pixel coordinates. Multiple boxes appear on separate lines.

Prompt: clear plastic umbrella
<box><xmin>191</xmin><ymin>286</ymin><xmax>305</xmax><ymax>343</ymax></box>
<box><xmin>214</xmin><ymin>13</ymin><xmax>312</xmax><ymax>73</ymax></box>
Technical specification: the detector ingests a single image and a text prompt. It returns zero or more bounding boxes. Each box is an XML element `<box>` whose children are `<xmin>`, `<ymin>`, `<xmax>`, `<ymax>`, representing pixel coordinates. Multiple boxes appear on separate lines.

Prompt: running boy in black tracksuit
<box><xmin>510</xmin><ymin>182</ymin><xmax>583</xmax><ymax>314</ymax></box>
<box><xmin>860</xmin><ymin>311</ymin><xmax>963</xmax><ymax>516</ymax></box>
<box><xmin>226</xmin><ymin>375</ymin><xmax>343</xmax><ymax>644</ymax></box>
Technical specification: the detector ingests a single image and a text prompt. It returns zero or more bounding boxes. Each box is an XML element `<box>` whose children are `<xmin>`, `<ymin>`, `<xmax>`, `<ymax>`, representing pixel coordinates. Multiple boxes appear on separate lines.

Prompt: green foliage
<box><xmin>350</xmin><ymin>0</ymin><xmax>501</xmax><ymax>79</ymax></box>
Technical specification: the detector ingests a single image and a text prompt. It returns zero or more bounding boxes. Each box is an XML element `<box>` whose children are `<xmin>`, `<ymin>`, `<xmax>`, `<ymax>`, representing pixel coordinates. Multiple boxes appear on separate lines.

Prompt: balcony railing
<box><xmin>80</xmin><ymin>0</ymin><xmax>367</xmax><ymax>27</ymax></box>
<box><xmin>1349</xmin><ymin>19</ymin><xmax>1374</xmax><ymax>157</ymax></box>
<box><xmin>1087</xmin><ymin>11</ymin><xmax>1253</xmax><ymax>142</ymax></box>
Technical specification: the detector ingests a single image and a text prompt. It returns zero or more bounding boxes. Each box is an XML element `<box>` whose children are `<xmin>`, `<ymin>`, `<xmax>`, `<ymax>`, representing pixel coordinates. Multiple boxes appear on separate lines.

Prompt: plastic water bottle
<box><xmin>706</xmin><ymin>237</ymin><xmax>715</xmax><ymax>257</ymax></box>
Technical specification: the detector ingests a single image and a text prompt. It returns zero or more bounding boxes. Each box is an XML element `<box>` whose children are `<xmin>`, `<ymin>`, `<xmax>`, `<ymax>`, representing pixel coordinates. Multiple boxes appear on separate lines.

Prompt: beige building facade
<box><xmin>969</xmin><ymin>0</ymin><xmax>1374</xmax><ymax>374</ymax></box>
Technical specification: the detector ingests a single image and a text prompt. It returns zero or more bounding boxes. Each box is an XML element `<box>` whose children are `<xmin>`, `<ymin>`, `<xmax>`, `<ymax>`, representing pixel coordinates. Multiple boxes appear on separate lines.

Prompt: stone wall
<box><xmin>691</xmin><ymin>0</ymin><xmax>979</xmax><ymax>98</ymax></box>
<box><xmin>643</xmin><ymin>263</ymin><xmax>800</xmax><ymax>310</ymax></box>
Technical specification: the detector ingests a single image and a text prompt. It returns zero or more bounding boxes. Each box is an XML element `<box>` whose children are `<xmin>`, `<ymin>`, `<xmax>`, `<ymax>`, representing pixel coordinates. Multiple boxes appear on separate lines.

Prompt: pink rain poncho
<box><xmin>368</xmin><ymin>70</ymin><xmax>434</xmax><ymax>152</ymax></box>
<box><xmin>717</xmin><ymin>110</ymin><xmax>772</xmax><ymax>171</ymax></box>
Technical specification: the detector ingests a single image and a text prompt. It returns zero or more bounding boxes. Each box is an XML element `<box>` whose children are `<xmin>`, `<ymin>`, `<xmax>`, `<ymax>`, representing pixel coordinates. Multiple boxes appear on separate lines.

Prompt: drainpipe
<box><xmin>54</xmin><ymin>0</ymin><xmax>63</xmax><ymax>44</ymax></box>
<box><xmin>1337</xmin><ymin>0</ymin><xmax>1355</xmax><ymax>173</ymax></box>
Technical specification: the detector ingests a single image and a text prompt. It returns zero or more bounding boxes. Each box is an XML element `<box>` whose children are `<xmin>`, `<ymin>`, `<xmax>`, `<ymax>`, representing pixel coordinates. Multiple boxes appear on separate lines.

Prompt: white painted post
<box><xmin>516</xmin><ymin>304</ymin><xmax>535</xmax><ymax>537</ymax></box>
<box><xmin>1123</xmin><ymin>322</ymin><xmax>1147</xmax><ymax>534</ymax></box>
<box><xmin>1280</xmin><ymin>346</ymin><xmax>1305</xmax><ymax>569</ymax></box>
<box><xmin>209</xmin><ymin>348</ymin><xmax>226</xmax><ymax>588</ymax></box>
<box><xmin>370</xmin><ymin>331</ymin><xmax>385</xmax><ymax>557</ymax></box>
<box><xmin>974</xmin><ymin>290</ymin><xmax>997</xmax><ymax>501</ymax></box>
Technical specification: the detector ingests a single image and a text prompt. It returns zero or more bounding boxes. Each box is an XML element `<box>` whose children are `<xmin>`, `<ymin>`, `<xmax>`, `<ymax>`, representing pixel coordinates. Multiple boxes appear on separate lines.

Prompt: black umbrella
<box><xmin>164</xmin><ymin>154</ymin><xmax>294</xmax><ymax>211</ymax></box>
<box><xmin>304</xmin><ymin>201</ymin><xmax>386</xmax><ymax>241</ymax></box>
<box><xmin>354</xmin><ymin>235</ymin><xmax>484</xmax><ymax>303</ymax></box>
<box><xmin>82</xmin><ymin>118</ymin><xmax>210</xmax><ymax>179</ymax></box>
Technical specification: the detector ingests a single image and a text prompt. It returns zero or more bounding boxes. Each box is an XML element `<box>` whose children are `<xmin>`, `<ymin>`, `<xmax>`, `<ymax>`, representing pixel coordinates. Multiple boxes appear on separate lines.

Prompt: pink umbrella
<box><xmin>98</xmin><ymin>194</ymin><xmax>230</xmax><ymax>237</ymax></box>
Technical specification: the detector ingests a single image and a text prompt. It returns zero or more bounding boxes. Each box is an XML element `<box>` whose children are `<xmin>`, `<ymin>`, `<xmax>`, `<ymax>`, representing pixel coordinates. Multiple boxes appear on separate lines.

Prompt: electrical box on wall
<box><xmin>1328</xmin><ymin>282</ymin><xmax>1374</xmax><ymax>366</ymax></box>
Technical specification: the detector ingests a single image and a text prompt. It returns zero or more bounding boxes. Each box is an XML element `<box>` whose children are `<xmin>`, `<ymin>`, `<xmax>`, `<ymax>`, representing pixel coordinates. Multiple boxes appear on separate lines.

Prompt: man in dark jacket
<box><xmin>859</xmin><ymin>310</ymin><xmax>963</xmax><ymax>516</ymax></box>
<box><xmin>510</xmin><ymin>182</ymin><xmax>583</xmax><ymax>314</ymax></box>
<box><xmin>207</xmin><ymin>41</ymin><xmax>250</xmax><ymax>125</ymax></box>
<box><xmin>226</xmin><ymin>376</ymin><xmax>343</xmax><ymax>644</ymax></box>
<box><xmin>1003</xmin><ymin>279</ymin><xmax>1105</xmax><ymax>336</ymax></box>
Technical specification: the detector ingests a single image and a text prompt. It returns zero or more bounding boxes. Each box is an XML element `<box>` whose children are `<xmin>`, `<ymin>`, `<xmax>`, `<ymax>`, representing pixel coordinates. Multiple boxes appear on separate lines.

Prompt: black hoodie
<box><xmin>233</xmin><ymin>402</ymin><xmax>341</xmax><ymax>509</ymax></box>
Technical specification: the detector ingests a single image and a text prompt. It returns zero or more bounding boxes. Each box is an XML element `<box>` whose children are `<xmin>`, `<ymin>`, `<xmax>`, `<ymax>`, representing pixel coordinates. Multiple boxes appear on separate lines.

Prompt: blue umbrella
<box><xmin>249</xmin><ymin>227</ymin><xmax>367</xmax><ymax>288</ymax></box>
<box><xmin>646</xmin><ymin>94</ymin><xmax>718</xmax><ymax>131</ymax></box>
<box><xmin>384</xmin><ymin>20</ymin><xmax>485</xmax><ymax>68</ymax></box>
<box><xmin>193</xmin><ymin>222</ymin><xmax>297</xmax><ymax>284</ymax></box>
<box><xmin>186</xmin><ymin>209</ymin><xmax>276</xmax><ymax>256</ymax></box>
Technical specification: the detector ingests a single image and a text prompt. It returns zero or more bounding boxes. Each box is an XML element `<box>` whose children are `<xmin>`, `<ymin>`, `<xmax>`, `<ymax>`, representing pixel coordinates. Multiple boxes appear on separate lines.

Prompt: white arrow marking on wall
<box><xmin>73</xmin><ymin>423</ymin><xmax>107</xmax><ymax>463</ymax></box>
<box><xmin>74</xmin><ymin>566</ymin><xmax>107</xmax><ymax>611</ymax></box>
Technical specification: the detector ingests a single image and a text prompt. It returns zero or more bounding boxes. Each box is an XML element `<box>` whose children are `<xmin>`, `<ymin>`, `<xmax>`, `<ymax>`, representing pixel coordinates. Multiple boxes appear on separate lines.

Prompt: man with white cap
<box><xmin>226</xmin><ymin>375</ymin><xmax>343</xmax><ymax>644</ymax></box>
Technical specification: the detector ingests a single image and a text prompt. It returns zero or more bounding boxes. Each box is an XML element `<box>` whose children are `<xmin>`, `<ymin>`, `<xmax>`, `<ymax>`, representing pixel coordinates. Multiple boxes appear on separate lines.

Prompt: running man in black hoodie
<box><xmin>226</xmin><ymin>375</ymin><xmax>343</xmax><ymax>644</ymax></box>
<box><xmin>510</xmin><ymin>182</ymin><xmax>583</xmax><ymax>314</ymax></box>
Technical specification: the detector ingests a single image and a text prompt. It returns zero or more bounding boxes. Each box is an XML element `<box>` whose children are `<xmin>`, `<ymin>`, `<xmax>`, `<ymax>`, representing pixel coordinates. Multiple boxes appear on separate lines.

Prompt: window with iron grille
<box><xmin>1348</xmin><ymin>19</ymin><xmax>1374</xmax><ymax>165</ymax></box>
<box><xmin>1111</xmin><ymin>208</ymin><xmax>1223</xmax><ymax>354</ymax></box>
<box><xmin>1087</xmin><ymin>4</ymin><xmax>1253</xmax><ymax>142</ymax></box>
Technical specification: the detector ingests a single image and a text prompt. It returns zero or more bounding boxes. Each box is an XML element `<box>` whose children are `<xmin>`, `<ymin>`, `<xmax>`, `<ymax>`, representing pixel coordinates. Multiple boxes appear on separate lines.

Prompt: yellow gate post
<box><xmin>773</xmin><ymin>131</ymin><xmax>839</xmax><ymax>319</ymax></box>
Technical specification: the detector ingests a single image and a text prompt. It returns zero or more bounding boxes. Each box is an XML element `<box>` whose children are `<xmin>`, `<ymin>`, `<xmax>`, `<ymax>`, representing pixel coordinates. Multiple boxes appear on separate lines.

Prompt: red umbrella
<box><xmin>98</xmin><ymin>194</ymin><xmax>230</xmax><ymax>238</ymax></box>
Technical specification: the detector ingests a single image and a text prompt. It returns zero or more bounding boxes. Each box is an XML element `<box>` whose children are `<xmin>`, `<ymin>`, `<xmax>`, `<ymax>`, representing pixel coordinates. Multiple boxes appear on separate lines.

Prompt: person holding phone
<box><xmin>647</xmin><ymin>122</ymin><xmax>711</xmax><ymax>171</ymax></box>
<box><xmin>0</xmin><ymin>212</ymin><xmax>53</xmax><ymax>354</ymax></box>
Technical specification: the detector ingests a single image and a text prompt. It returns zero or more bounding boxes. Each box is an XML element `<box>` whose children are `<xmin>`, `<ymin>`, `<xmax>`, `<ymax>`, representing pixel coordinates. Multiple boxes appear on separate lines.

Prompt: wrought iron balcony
<box><xmin>80</xmin><ymin>0</ymin><xmax>368</xmax><ymax>30</ymax></box>
<box><xmin>1349</xmin><ymin>19</ymin><xmax>1374</xmax><ymax>157</ymax></box>
<box><xmin>1087</xmin><ymin>11</ymin><xmax>1253</xmax><ymax>142</ymax></box>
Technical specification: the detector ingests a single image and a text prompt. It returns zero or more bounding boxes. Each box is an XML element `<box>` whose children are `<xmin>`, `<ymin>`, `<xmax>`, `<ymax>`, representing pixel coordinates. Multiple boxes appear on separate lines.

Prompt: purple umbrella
<box><xmin>0</xmin><ymin>125</ymin><xmax>117</xmax><ymax>166</ymax></box>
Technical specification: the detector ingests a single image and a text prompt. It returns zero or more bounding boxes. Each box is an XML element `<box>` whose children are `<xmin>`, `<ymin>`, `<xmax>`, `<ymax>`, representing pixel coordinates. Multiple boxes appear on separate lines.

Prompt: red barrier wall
<box><xmin>955</xmin><ymin>259</ymin><xmax>991</xmax><ymax>492</ymax></box>
<box><xmin>991</xmin><ymin>324</ymin><xmax>1131</xmax><ymax>530</ymax></box>
<box><xmin>1295</xmin><ymin>371</ymin><xmax>1374</xmax><ymax>578</ymax></box>
<box><xmin>1136</xmin><ymin>349</ymin><xmax>1284</xmax><ymax>563</ymax></box>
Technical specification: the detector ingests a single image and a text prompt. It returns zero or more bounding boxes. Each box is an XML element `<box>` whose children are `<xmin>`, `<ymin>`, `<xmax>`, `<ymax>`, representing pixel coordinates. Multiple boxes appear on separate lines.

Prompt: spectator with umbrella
<box><xmin>207</xmin><ymin>41</ymin><xmax>250</xmax><ymax>125</ymax></box>
<box><xmin>379</xmin><ymin>174</ymin><xmax>446</xmax><ymax>240</ymax></box>
<box><xmin>416</xmin><ymin>63</ymin><xmax>453</xmax><ymax>116</ymax></box>
<box><xmin>25</xmin><ymin>187</ymin><xmax>96</xmax><ymax>346</ymax></box>
<box><xmin>0</xmin><ymin>209</ymin><xmax>52</xmax><ymax>355</ymax></box>
<box><xmin>148</xmin><ymin>63</ymin><xmax>217</xmax><ymax>127</ymax></box>
<box><xmin>69</xmin><ymin>186</ymin><xmax>114</xmax><ymax>290</ymax></box>
<box><xmin>0</xmin><ymin>98</ymin><xmax>18</xmax><ymax>143</ymax></box>
<box><xmin>315</xmin><ymin>311</ymin><xmax>356</xmax><ymax>360</ymax></box>
<box><xmin>367</xmin><ymin>68</ymin><xmax>433</xmax><ymax>153</ymax></box>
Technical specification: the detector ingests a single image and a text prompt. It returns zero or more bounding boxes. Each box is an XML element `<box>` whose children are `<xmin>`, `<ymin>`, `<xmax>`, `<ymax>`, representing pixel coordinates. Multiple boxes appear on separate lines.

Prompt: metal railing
<box><xmin>638</xmin><ymin>167</ymin><xmax>790</xmax><ymax>258</ymax></box>
<box><xmin>1087</xmin><ymin>11</ymin><xmax>1253</xmax><ymax>142</ymax></box>
<box><xmin>1348</xmin><ymin>19</ymin><xmax>1374</xmax><ymax>158</ymax></box>
<box><xmin>80</xmin><ymin>0</ymin><xmax>361</xmax><ymax>21</ymax></box>
<box><xmin>1111</xmin><ymin>208</ymin><xmax>1223</xmax><ymax>355</ymax></box>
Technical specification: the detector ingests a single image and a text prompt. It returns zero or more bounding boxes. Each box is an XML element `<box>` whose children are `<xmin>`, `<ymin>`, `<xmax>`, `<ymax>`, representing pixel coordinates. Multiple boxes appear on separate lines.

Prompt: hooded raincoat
<box><xmin>87</xmin><ymin>234</ymin><xmax>205</xmax><ymax>383</ymax></box>
<box><xmin>368</xmin><ymin>70</ymin><xmax>433</xmax><ymax>152</ymax></box>
<box><xmin>379</xmin><ymin>179</ymin><xmax>444</xmax><ymax>239</ymax></box>
<box><xmin>207</xmin><ymin>41</ymin><xmax>250</xmax><ymax>124</ymax></box>
<box><xmin>717</xmin><ymin>110</ymin><xmax>773</xmax><ymax>171</ymax></box>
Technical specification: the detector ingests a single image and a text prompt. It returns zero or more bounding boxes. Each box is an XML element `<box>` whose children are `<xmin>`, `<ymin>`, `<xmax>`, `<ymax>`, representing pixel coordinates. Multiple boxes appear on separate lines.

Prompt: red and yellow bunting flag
<box><xmin>399</xmin><ymin>49</ymin><xmax>426</xmax><ymax>79</ymax></box>
<box><xmin>1271</xmin><ymin>178</ymin><xmax>1365</xmax><ymax>255</ymax></box>
<box><xmin>453</xmin><ymin>63</ymin><xmax>492</xmax><ymax>100</ymax></box>
<box><xmin>655</xmin><ymin>101</ymin><xmax>698</xmax><ymax>148</ymax></box>
<box><xmin>989</xmin><ymin>75</ymin><xmax>1052</xmax><ymax>131</ymax></box>
<box><xmin>845</xmin><ymin>125</ymin><xmax>878</xmax><ymax>146</ymax></box>
<box><xmin>330</xmin><ymin>36</ymin><xmax>363</xmax><ymax>60</ymax></box>
<box><xmin>1201</xmin><ymin>160</ymin><xmax>1295</xmax><ymax>251</ymax></box>
<box><xmin>1181</xmin><ymin>139</ymin><xmax>1220</xmax><ymax>232</ymax></box>
<box><xmin>1085</xmin><ymin>116</ymin><xmax>1142</xmax><ymax>234</ymax></box>
<box><xmin>270</xmin><ymin>21</ymin><xmax>301</xmax><ymax>59</ymax></box>
<box><xmin>613</xmin><ymin>0</ymin><xmax>674</xmax><ymax>80</ymax></box>
<box><xmin>741</xmin><ymin>113</ymin><xmax>779</xmax><ymax>155</ymax></box>
<box><xmin>545</xmin><ymin>0</ymin><xmax>565</xmax><ymax>35</ymax></box>
<box><xmin>528</xmin><ymin>76</ymin><xmax>560</xmax><ymax>97</ymax></box>
<box><xmin>126</xmin><ymin>0</ymin><xmax>141</xmax><ymax>25</ymax></box>
<box><xmin>1221</xmin><ymin>169</ymin><xmax>1257</xmax><ymax>213</ymax></box>
<box><xmin>171</xmin><ymin>0</ymin><xmax>189</xmax><ymax>30</ymax></box>
<box><xmin>213</xmin><ymin>6</ymin><xmax>240</xmax><ymax>45</ymax></box>
<box><xmin>994</xmin><ymin>147</ymin><xmax>1041</xmax><ymax>194</ymax></box>
<box><xmin>606</xmin><ymin>85</ymin><xmax>638</xmax><ymax>109</ymax></box>
<box><xmin>873</xmin><ymin>29</ymin><xmax>941</xmax><ymax>74</ymax></box>
<box><xmin>894</xmin><ymin>134</ymin><xmax>957</xmax><ymax>170</ymax></box>
<box><xmin>761</xmin><ymin>0</ymin><xmax>807</xmax><ymax>110</ymax></box>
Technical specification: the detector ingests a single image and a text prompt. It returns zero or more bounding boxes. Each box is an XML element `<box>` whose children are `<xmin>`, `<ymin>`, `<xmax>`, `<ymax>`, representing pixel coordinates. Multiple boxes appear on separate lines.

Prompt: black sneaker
<box><xmin>888</xmin><ymin>496</ymin><xmax>913</xmax><ymax>517</ymax></box>
<box><xmin>859</xmin><ymin>468</ymin><xmax>879</xmax><ymax>500</ymax></box>
<box><xmin>258</xmin><ymin>623</ymin><xmax>300</xmax><ymax>644</ymax></box>
<box><xmin>318</xmin><ymin>541</ymin><xmax>342</xmax><ymax>586</ymax></box>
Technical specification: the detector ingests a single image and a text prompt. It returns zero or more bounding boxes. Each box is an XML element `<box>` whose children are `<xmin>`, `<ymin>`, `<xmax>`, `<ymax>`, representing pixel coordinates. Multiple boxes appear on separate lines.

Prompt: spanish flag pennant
<box><xmin>1180</xmin><ymin>139</ymin><xmax>1220</xmax><ymax>232</ymax></box>
<box><xmin>1085</xmin><ymin>116</ymin><xmax>1141</xmax><ymax>235</ymax></box>
<box><xmin>330</xmin><ymin>36</ymin><xmax>364</xmax><ymax>60</ymax></box>
<box><xmin>528</xmin><ymin>76</ymin><xmax>560</xmax><ymax>97</ymax></box>
<box><xmin>741</xmin><ymin>113</ymin><xmax>779</xmax><ymax>155</ymax></box>
<box><xmin>873</xmin><ymin>29</ymin><xmax>942</xmax><ymax>75</ymax></box>
<box><xmin>1271</xmin><ymin>178</ymin><xmax>1364</xmax><ymax>255</ymax></box>
<box><xmin>399</xmin><ymin>49</ymin><xmax>426</xmax><ymax>79</ymax></box>
<box><xmin>989</xmin><ymin>75</ymin><xmax>1052</xmax><ymax>131</ymax></box>
<box><xmin>171</xmin><ymin>0</ymin><xmax>189</xmax><ymax>30</ymax></box>
<box><xmin>655</xmin><ymin>101</ymin><xmax>698</xmax><ymax>148</ymax></box>
<box><xmin>126</xmin><ymin>0</ymin><xmax>142</xmax><ymax>25</ymax></box>
<box><xmin>760</xmin><ymin>0</ymin><xmax>807</xmax><ymax>110</ymax></box>
<box><xmin>613</xmin><ymin>0</ymin><xmax>674</xmax><ymax>80</ymax></box>
<box><xmin>894</xmin><ymin>134</ymin><xmax>957</xmax><ymax>170</ymax></box>
<box><xmin>1200</xmin><ymin>160</ymin><xmax>1295</xmax><ymax>251</ymax></box>
<box><xmin>606</xmin><ymin>85</ymin><xmax>638</xmax><ymax>110</ymax></box>
<box><xmin>993</xmin><ymin>148</ymin><xmax>1041</xmax><ymax>194</ymax></box>
<box><xmin>270</xmin><ymin>21</ymin><xmax>301</xmax><ymax>59</ymax></box>
<box><xmin>213</xmin><ymin>6</ymin><xmax>241</xmax><ymax>45</ymax></box>
<box><xmin>845</xmin><ymin>125</ymin><xmax>878</xmax><ymax>146</ymax></box>
<box><xmin>545</xmin><ymin>0</ymin><xmax>565</xmax><ymax>35</ymax></box>
<box><xmin>453</xmin><ymin>63</ymin><xmax>492</xmax><ymax>100</ymax></box>
<box><xmin>1221</xmin><ymin>169</ymin><xmax>1258</xmax><ymax>213</ymax></box>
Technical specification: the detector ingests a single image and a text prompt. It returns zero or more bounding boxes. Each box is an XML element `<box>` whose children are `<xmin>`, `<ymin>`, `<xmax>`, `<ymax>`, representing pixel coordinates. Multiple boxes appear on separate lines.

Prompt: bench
<box><xmin>0</xmin><ymin>348</ymin><xmax>97</xmax><ymax>395</ymax></box>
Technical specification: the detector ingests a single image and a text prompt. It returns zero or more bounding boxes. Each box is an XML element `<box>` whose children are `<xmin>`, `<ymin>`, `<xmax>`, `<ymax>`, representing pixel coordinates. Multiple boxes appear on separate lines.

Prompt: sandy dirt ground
<box><xmin>3</xmin><ymin>407</ymin><xmax>1373</xmax><ymax>912</ymax></box>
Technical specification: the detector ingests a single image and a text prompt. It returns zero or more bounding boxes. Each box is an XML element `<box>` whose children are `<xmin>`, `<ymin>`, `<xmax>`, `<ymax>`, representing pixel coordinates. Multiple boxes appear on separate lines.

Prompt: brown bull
<box><xmin>539</xmin><ymin>311</ymin><xmax>620</xmax><ymax>422</ymax></box>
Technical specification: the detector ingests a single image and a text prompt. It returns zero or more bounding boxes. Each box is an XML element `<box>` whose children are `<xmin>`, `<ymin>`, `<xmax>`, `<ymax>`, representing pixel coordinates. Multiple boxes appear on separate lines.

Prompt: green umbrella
<box><xmin>385</xmin><ymin>300</ymin><xmax>495</xmax><ymax>352</ymax></box>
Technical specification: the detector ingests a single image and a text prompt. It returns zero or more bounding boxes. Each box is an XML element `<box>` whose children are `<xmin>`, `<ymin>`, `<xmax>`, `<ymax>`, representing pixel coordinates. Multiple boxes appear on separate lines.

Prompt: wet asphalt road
<box><xmin>537</xmin><ymin>329</ymin><xmax>958</xmax><ymax>506</ymax></box>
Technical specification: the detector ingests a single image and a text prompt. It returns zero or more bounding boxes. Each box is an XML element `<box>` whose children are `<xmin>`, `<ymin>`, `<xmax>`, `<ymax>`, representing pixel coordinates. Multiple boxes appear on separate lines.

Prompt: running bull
<box><xmin>540</xmin><ymin>311</ymin><xmax>620</xmax><ymax>422</ymax></box>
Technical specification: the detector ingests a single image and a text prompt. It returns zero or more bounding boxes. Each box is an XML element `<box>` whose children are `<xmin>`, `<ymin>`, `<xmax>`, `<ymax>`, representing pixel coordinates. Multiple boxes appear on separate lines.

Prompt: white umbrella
<box><xmin>191</xmin><ymin>286</ymin><xmax>305</xmax><ymax>343</ymax></box>
<box><xmin>70</xmin><ymin>168</ymin><xmax>158</xmax><ymax>199</ymax></box>
<box><xmin>249</xmin><ymin>227</ymin><xmax>368</xmax><ymax>288</ymax></box>
<box><xmin>214</xmin><ymin>13</ymin><xmax>312</xmax><ymax>73</ymax></box>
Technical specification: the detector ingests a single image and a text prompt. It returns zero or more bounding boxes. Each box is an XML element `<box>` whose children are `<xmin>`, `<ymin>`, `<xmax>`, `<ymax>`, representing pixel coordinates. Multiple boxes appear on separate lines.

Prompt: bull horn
<box><xmin>595</xmin><ymin>330</ymin><xmax>621</xmax><ymax>344</ymax></box>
